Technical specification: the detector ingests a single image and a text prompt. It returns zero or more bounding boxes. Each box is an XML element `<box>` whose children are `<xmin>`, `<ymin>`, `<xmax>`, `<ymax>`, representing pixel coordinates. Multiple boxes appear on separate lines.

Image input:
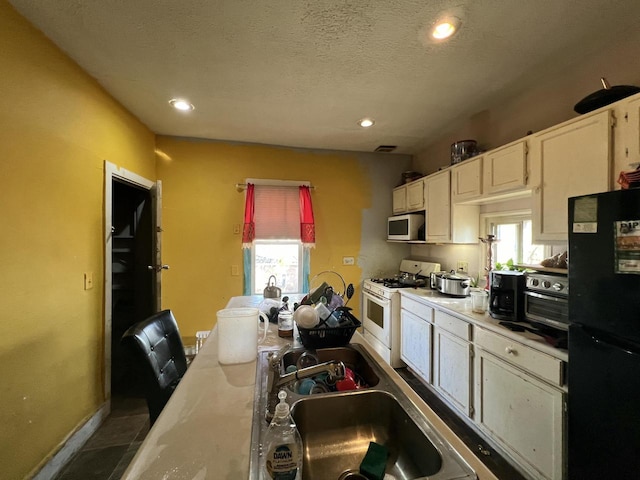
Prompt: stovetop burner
<box><xmin>370</xmin><ymin>278</ymin><xmax>419</xmax><ymax>288</ymax></box>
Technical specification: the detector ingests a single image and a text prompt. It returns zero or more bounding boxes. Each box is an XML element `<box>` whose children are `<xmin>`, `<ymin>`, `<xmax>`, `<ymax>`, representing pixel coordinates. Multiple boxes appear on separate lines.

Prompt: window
<box><xmin>485</xmin><ymin>213</ymin><xmax>550</xmax><ymax>266</ymax></box>
<box><xmin>242</xmin><ymin>181</ymin><xmax>313</xmax><ymax>295</ymax></box>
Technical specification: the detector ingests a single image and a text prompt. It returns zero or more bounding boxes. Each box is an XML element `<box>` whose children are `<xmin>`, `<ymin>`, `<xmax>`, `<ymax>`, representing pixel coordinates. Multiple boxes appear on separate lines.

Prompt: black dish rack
<box><xmin>297</xmin><ymin>311</ymin><xmax>361</xmax><ymax>349</ymax></box>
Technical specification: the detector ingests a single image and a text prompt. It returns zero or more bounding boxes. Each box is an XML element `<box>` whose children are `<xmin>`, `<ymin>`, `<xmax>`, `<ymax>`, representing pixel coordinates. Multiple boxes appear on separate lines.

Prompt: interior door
<box><xmin>104</xmin><ymin>161</ymin><xmax>162</xmax><ymax>400</ymax></box>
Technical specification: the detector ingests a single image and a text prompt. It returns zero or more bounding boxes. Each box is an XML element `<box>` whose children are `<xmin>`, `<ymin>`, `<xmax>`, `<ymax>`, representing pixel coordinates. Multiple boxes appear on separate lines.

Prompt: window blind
<box><xmin>254</xmin><ymin>186</ymin><xmax>300</xmax><ymax>239</ymax></box>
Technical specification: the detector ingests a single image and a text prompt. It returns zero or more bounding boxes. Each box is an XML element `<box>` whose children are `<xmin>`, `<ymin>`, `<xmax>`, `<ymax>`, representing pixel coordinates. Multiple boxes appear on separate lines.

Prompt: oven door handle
<box><xmin>524</xmin><ymin>291</ymin><xmax>567</xmax><ymax>303</ymax></box>
<box><xmin>364</xmin><ymin>290</ymin><xmax>390</xmax><ymax>305</ymax></box>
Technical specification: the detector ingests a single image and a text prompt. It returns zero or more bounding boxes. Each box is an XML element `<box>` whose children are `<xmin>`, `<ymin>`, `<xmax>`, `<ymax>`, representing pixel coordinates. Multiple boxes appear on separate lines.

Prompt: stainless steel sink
<box><xmin>249</xmin><ymin>344</ymin><xmax>476</xmax><ymax>480</ymax></box>
<box><xmin>281</xmin><ymin>346</ymin><xmax>380</xmax><ymax>391</ymax></box>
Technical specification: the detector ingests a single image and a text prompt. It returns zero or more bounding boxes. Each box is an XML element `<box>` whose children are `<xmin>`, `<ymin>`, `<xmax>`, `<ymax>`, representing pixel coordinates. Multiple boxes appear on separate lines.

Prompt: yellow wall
<box><xmin>155</xmin><ymin>137</ymin><xmax>387</xmax><ymax>335</ymax></box>
<box><xmin>0</xmin><ymin>2</ymin><xmax>156</xmax><ymax>478</ymax></box>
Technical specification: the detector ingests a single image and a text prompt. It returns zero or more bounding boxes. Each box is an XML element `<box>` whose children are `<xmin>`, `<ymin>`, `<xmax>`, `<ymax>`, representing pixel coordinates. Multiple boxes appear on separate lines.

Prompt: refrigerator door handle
<box><xmin>585</xmin><ymin>326</ymin><xmax>640</xmax><ymax>357</ymax></box>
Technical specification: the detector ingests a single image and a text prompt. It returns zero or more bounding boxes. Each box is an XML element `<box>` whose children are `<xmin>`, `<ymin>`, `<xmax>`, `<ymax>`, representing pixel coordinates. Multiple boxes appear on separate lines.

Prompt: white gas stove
<box><xmin>362</xmin><ymin>260</ymin><xmax>441</xmax><ymax>367</ymax></box>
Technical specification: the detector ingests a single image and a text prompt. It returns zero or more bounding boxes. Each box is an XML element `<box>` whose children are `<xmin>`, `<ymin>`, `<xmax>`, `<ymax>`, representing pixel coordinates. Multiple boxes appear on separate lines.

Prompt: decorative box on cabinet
<box><xmin>531</xmin><ymin>109</ymin><xmax>612</xmax><ymax>242</ymax></box>
<box><xmin>474</xmin><ymin>328</ymin><xmax>565</xmax><ymax>480</ymax></box>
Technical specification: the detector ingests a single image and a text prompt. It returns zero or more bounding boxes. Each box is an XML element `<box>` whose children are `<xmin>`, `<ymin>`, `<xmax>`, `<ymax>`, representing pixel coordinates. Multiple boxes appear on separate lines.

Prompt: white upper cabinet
<box><xmin>424</xmin><ymin>171</ymin><xmax>451</xmax><ymax>242</ymax></box>
<box><xmin>393</xmin><ymin>178</ymin><xmax>424</xmax><ymax>214</ymax></box>
<box><xmin>425</xmin><ymin>170</ymin><xmax>480</xmax><ymax>244</ymax></box>
<box><xmin>483</xmin><ymin>140</ymin><xmax>528</xmax><ymax>196</ymax></box>
<box><xmin>617</xmin><ymin>94</ymin><xmax>640</xmax><ymax>173</ymax></box>
<box><xmin>406</xmin><ymin>179</ymin><xmax>425</xmax><ymax>211</ymax></box>
<box><xmin>452</xmin><ymin>156</ymin><xmax>482</xmax><ymax>202</ymax></box>
<box><xmin>531</xmin><ymin>109</ymin><xmax>612</xmax><ymax>242</ymax></box>
<box><xmin>392</xmin><ymin>185</ymin><xmax>407</xmax><ymax>214</ymax></box>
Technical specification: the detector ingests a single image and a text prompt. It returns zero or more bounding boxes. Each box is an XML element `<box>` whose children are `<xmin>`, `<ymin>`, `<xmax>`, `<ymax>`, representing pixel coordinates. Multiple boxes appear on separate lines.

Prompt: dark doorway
<box><xmin>111</xmin><ymin>180</ymin><xmax>155</xmax><ymax>395</ymax></box>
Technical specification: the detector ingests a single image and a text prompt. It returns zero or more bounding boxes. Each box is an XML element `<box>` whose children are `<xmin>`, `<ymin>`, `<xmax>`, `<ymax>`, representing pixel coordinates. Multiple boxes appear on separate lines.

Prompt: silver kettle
<box><xmin>263</xmin><ymin>275</ymin><xmax>282</xmax><ymax>299</ymax></box>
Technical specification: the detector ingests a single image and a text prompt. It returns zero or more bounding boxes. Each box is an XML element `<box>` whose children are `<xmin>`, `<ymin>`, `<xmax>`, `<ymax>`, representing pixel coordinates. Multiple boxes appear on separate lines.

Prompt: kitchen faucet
<box><xmin>265</xmin><ymin>345</ymin><xmax>345</xmax><ymax>422</ymax></box>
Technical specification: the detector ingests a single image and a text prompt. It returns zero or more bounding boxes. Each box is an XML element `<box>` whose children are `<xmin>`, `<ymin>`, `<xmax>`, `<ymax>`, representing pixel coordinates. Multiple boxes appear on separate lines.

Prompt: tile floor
<box><xmin>54</xmin><ymin>394</ymin><xmax>149</xmax><ymax>480</ymax></box>
<box><xmin>396</xmin><ymin>367</ymin><xmax>526</xmax><ymax>480</ymax></box>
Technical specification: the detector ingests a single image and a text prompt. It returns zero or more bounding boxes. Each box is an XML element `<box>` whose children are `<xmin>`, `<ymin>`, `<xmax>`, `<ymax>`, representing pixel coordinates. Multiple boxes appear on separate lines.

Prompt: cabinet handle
<box><xmin>505</xmin><ymin>346</ymin><xmax>516</xmax><ymax>355</ymax></box>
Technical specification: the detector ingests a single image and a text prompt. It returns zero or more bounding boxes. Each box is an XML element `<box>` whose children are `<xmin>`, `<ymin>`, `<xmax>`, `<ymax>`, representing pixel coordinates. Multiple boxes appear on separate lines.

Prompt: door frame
<box><xmin>104</xmin><ymin>161</ymin><xmax>157</xmax><ymax>401</ymax></box>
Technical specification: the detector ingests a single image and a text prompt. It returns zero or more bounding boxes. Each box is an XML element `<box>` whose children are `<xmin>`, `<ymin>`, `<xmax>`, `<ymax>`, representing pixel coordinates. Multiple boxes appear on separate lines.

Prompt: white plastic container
<box><xmin>216</xmin><ymin>307</ymin><xmax>268</xmax><ymax>364</ymax></box>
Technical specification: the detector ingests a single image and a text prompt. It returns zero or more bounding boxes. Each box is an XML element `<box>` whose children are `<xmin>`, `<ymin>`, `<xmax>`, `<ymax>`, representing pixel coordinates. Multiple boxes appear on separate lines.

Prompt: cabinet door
<box><xmin>483</xmin><ymin>141</ymin><xmax>528</xmax><ymax>195</ymax></box>
<box><xmin>424</xmin><ymin>171</ymin><xmax>451</xmax><ymax>242</ymax></box>
<box><xmin>433</xmin><ymin>327</ymin><xmax>473</xmax><ymax>417</ymax></box>
<box><xmin>532</xmin><ymin>110</ymin><xmax>612</xmax><ymax>242</ymax></box>
<box><xmin>400</xmin><ymin>309</ymin><xmax>432</xmax><ymax>383</ymax></box>
<box><xmin>621</xmin><ymin>95</ymin><xmax>640</xmax><ymax>169</ymax></box>
<box><xmin>452</xmin><ymin>157</ymin><xmax>482</xmax><ymax>202</ymax></box>
<box><xmin>406</xmin><ymin>179</ymin><xmax>425</xmax><ymax>211</ymax></box>
<box><xmin>392</xmin><ymin>186</ymin><xmax>406</xmax><ymax>214</ymax></box>
<box><xmin>475</xmin><ymin>349</ymin><xmax>565</xmax><ymax>480</ymax></box>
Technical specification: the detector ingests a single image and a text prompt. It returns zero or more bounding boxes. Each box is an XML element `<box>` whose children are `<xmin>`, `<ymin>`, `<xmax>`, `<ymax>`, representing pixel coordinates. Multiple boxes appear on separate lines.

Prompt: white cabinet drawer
<box><xmin>475</xmin><ymin>328</ymin><xmax>564</xmax><ymax>386</ymax></box>
<box><xmin>401</xmin><ymin>296</ymin><xmax>434</xmax><ymax>322</ymax></box>
<box><xmin>434</xmin><ymin>310</ymin><xmax>471</xmax><ymax>341</ymax></box>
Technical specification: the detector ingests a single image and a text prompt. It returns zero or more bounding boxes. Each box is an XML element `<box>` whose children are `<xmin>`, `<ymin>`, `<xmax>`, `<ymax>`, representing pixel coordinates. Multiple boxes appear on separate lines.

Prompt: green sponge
<box><xmin>359</xmin><ymin>441</ymin><xmax>388</xmax><ymax>480</ymax></box>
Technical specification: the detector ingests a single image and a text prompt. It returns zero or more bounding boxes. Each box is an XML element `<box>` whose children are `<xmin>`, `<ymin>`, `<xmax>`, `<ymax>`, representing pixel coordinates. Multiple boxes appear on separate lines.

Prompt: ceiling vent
<box><xmin>374</xmin><ymin>145</ymin><xmax>397</xmax><ymax>153</ymax></box>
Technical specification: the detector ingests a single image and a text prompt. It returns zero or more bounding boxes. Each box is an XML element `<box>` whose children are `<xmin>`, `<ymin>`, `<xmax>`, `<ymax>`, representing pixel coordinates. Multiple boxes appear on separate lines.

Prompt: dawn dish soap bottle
<box><xmin>262</xmin><ymin>390</ymin><xmax>303</xmax><ymax>480</ymax></box>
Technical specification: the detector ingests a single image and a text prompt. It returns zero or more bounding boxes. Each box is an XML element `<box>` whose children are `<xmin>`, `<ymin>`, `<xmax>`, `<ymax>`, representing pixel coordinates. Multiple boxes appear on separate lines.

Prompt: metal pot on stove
<box><xmin>438</xmin><ymin>271</ymin><xmax>471</xmax><ymax>297</ymax></box>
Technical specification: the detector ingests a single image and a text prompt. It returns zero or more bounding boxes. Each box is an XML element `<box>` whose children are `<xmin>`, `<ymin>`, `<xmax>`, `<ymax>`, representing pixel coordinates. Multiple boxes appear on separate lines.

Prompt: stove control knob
<box><xmin>542</xmin><ymin>280</ymin><xmax>551</xmax><ymax>289</ymax></box>
<box><xmin>530</xmin><ymin>278</ymin><xmax>539</xmax><ymax>287</ymax></box>
<box><xmin>552</xmin><ymin>282</ymin><xmax>563</xmax><ymax>291</ymax></box>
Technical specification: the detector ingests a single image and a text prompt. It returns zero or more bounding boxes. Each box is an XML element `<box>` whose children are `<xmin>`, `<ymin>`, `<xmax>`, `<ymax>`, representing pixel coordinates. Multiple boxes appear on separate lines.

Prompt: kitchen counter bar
<box><xmin>400</xmin><ymin>288</ymin><xmax>568</xmax><ymax>362</ymax></box>
<box><xmin>122</xmin><ymin>295</ymin><xmax>498</xmax><ymax>480</ymax></box>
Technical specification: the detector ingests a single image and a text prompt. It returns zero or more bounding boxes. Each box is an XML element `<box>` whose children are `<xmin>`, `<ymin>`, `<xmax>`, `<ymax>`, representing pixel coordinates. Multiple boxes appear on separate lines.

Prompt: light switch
<box><xmin>233</xmin><ymin>224</ymin><xmax>241</xmax><ymax>234</ymax></box>
<box><xmin>84</xmin><ymin>272</ymin><xmax>93</xmax><ymax>290</ymax></box>
<box><xmin>231</xmin><ymin>265</ymin><xmax>240</xmax><ymax>276</ymax></box>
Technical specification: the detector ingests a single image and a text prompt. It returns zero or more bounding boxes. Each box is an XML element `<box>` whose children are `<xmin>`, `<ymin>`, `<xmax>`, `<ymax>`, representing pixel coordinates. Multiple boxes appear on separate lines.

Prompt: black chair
<box><xmin>121</xmin><ymin>310</ymin><xmax>188</xmax><ymax>425</ymax></box>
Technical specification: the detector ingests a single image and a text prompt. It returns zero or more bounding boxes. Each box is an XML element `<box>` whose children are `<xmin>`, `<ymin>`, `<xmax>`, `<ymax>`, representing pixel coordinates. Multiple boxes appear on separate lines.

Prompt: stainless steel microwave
<box><xmin>387</xmin><ymin>213</ymin><xmax>424</xmax><ymax>241</ymax></box>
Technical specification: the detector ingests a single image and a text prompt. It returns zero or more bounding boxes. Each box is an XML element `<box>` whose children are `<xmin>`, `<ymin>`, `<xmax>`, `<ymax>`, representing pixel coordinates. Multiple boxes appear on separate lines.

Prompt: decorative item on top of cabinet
<box><xmin>424</xmin><ymin>170</ymin><xmax>480</xmax><ymax>244</ymax></box>
<box><xmin>483</xmin><ymin>140</ymin><xmax>528</xmax><ymax>196</ymax></box>
<box><xmin>530</xmin><ymin>109</ymin><xmax>612</xmax><ymax>242</ymax></box>
<box><xmin>452</xmin><ymin>156</ymin><xmax>483</xmax><ymax>202</ymax></box>
<box><xmin>474</xmin><ymin>327</ymin><xmax>565</xmax><ymax>480</ymax></box>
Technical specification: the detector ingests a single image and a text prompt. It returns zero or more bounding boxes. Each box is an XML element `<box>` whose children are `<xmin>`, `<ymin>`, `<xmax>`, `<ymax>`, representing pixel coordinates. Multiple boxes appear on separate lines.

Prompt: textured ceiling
<box><xmin>8</xmin><ymin>0</ymin><xmax>640</xmax><ymax>154</ymax></box>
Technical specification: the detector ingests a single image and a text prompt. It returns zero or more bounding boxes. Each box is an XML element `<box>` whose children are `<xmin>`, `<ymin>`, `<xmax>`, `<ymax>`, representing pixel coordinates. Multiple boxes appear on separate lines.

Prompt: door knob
<box><xmin>148</xmin><ymin>265</ymin><xmax>170</xmax><ymax>272</ymax></box>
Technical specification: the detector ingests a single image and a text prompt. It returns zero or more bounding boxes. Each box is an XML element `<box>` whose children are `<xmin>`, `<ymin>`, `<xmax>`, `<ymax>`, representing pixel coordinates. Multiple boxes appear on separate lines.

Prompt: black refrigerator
<box><xmin>568</xmin><ymin>189</ymin><xmax>640</xmax><ymax>480</ymax></box>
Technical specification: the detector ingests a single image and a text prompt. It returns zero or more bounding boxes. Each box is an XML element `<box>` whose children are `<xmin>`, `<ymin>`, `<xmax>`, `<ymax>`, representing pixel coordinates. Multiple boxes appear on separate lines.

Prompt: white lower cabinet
<box><xmin>400</xmin><ymin>293</ymin><xmax>567</xmax><ymax>480</ymax></box>
<box><xmin>475</xmin><ymin>329</ymin><xmax>566</xmax><ymax>480</ymax></box>
<box><xmin>433</xmin><ymin>311</ymin><xmax>473</xmax><ymax>417</ymax></box>
<box><xmin>400</xmin><ymin>309</ymin><xmax>432</xmax><ymax>383</ymax></box>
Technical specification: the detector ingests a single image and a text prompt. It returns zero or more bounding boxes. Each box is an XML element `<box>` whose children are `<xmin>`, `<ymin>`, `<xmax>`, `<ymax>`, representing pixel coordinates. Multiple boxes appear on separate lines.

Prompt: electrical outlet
<box><xmin>342</xmin><ymin>256</ymin><xmax>355</xmax><ymax>266</ymax></box>
<box><xmin>457</xmin><ymin>261</ymin><xmax>468</xmax><ymax>273</ymax></box>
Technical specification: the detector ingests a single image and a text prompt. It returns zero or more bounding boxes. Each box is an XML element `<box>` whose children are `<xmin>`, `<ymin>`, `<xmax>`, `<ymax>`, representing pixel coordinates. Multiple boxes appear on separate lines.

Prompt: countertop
<box><xmin>400</xmin><ymin>288</ymin><xmax>568</xmax><ymax>362</ymax></box>
<box><xmin>121</xmin><ymin>295</ymin><xmax>499</xmax><ymax>480</ymax></box>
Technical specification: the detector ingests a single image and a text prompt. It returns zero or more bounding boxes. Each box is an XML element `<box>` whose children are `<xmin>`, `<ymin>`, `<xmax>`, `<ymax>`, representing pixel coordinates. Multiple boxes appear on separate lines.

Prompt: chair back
<box><xmin>121</xmin><ymin>309</ymin><xmax>188</xmax><ymax>424</ymax></box>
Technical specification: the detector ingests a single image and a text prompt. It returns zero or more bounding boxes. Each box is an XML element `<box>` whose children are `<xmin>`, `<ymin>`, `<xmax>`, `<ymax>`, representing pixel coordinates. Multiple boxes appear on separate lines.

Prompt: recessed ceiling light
<box><xmin>358</xmin><ymin>118</ymin><xmax>375</xmax><ymax>128</ymax></box>
<box><xmin>431</xmin><ymin>17</ymin><xmax>460</xmax><ymax>40</ymax></box>
<box><xmin>169</xmin><ymin>98</ymin><xmax>195</xmax><ymax>111</ymax></box>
